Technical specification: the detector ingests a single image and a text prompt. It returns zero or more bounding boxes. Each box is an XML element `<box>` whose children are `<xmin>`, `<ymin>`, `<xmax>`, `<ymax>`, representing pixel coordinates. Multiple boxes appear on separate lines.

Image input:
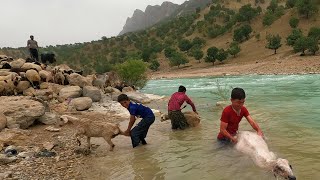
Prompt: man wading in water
<box><xmin>168</xmin><ymin>85</ymin><xmax>198</xmax><ymax>130</ymax></box>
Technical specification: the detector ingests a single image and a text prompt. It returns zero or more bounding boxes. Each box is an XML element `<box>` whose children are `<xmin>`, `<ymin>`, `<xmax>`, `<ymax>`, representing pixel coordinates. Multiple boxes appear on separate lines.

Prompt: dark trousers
<box><xmin>131</xmin><ymin>116</ymin><xmax>155</xmax><ymax>148</ymax></box>
<box><xmin>168</xmin><ymin>111</ymin><xmax>189</xmax><ymax>130</ymax></box>
<box><xmin>29</xmin><ymin>48</ymin><xmax>39</xmax><ymax>62</ymax></box>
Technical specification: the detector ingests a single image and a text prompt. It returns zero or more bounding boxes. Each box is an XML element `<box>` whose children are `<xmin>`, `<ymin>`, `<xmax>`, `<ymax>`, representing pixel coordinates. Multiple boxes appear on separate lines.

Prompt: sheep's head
<box><xmin>272</xmin><ymin>158</ymin><xmax>296</xmax><ymax>180</ymax></box>
<box><xmin>159</xmin><ymin>112</ymin><xmax>170</xmax><ymax>122</ymax></box>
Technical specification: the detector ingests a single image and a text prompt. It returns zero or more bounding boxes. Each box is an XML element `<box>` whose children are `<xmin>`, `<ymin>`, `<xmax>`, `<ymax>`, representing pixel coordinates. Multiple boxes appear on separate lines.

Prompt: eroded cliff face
<box><xmin>118</xmin><ymin>2</ymin><xmax>179</xmax><ymax>35</ymax></box>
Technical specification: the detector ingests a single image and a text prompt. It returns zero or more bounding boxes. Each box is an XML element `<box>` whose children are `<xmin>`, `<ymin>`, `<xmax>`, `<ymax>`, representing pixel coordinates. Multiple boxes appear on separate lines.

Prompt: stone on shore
<box><xmin>0</xmin><ymin>96</ymin><xmax>45</xmax><ymax>129</ymax></box>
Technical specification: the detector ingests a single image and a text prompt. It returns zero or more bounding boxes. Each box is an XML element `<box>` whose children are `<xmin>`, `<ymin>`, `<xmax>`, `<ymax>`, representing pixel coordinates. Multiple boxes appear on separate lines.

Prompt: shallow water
<box><xmin>85</xmin><ymin>75</ymin><xmax>320</xmax><ymax>180</ymax></box>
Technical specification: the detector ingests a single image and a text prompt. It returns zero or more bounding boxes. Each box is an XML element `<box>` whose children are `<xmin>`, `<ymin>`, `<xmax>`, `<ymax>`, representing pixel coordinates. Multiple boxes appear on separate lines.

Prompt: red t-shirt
<box><xmin>168</xmin><ymin>92</ymin><xmax>196</xmax><ymax>112</ymax></box>
<box><xmin>217</xmin><ymin>105</ymin><xmax>249</xmax><ymax>139</ymax></box>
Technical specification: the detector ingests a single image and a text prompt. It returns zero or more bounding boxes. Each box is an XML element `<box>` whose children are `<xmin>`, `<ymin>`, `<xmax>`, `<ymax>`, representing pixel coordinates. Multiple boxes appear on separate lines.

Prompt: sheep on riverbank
<box><xmin>60</xmin><ymin>115</ymin><xmax>123</xmax><ymax>151</ymax></box>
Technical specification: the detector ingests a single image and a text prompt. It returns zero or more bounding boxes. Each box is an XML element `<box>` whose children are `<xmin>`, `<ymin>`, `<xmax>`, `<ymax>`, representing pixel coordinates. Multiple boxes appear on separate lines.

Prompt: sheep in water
<box><xmin>235</xmin><ymin>131</ymin><xmax>296</xmax><ymax>180</ymax></box>
<box><xmin>160</xmin><ymin>111</ymin><xmax>200</xmax><ymax>127</ymax></box>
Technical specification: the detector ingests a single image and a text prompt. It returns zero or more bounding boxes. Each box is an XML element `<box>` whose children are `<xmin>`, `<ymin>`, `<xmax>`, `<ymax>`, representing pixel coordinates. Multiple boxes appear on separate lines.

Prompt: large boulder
<box><xmin>69</xmin><ymin>97</ymin><xmax>92</xmax><ymax>111</ymax></box>
<box><xmin>0</xmin><ymin>96</ymin><xmax>45</xmax><ymax>129</ymax></box>
<box><xmin>83</xmin><ymin>86</ymin><xmax>101</xmax><ymax>102</ymax></box>
<box><xmin>58</xmin><ymin>86</ymin><xmax>82</xmax><ymax>102</ymax></box>
<box><xmin>0</xmin><ymin>113</ymin><xmax>6</xmax><ymax>131</ymax></box>
<box><xmin>38</xmin><ymin>112</ymin><xmax>59</xmax><ymax>125</ymax></box>
<box><xmin>125</xmin><ymin>91</ymin><xmax>152</xmax><ymax>104</ymax></box>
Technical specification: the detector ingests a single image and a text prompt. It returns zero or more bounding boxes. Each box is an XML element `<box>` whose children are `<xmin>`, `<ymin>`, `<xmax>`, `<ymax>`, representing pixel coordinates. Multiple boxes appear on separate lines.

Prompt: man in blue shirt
<box><xmin>118</xmin><ymin>94</ymin><xmax>155</xmax><ymax>148</ymax></box>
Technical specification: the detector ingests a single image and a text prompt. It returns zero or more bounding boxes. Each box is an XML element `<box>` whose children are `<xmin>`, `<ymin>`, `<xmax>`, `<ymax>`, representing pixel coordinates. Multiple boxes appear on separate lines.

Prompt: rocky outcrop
<box><xmin>119</xmin><ymin>2</ymin><xmax>179</xmax><ymax>35</ymax></box>
<box><xmin>0</xmin><ymin>96</ymin><xmax>45</xmax><ymax>129</ymax></box>
<box><xmin>83</xmin><ymin>86</ymin><xmax>101</xmax><ymax>102</ymax></box>
<box><xmin>0</xmin><ymin>113</ymin><xmax>6</xmax><ymax>131</ymax></box>
<box><xmin>58</xmin><ymin>86</ymin><xmax>82</xmax><ymax>102</ymax></box>
<box><xmin>69</xmin><ymin>97</ymin><xmax>92</xmax><ymax>111</ymax></box>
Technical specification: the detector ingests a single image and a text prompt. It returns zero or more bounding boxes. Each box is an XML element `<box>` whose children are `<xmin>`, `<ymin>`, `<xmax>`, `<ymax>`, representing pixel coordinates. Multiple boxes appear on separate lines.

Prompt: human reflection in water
<box><xmin>131</xmin><ymin>149</ymin><xmax>165</xmax><ymax>180</ymax></box>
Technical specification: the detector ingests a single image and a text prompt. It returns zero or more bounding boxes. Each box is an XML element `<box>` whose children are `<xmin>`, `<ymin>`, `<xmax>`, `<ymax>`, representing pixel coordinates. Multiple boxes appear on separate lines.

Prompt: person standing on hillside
<box><xmin>27</xmin><ymin>35</ymin><xmax>39</xmax><ymax>62</ymax></box>
<box><xmin>168</xmin><ymin>85</ymin><xmax>198</xmax><ymax>130</ymax></box>
<box><xmin>217</xmin><ymin>87</ymin><xmax>263</xmax><ymax>144</ymax></box>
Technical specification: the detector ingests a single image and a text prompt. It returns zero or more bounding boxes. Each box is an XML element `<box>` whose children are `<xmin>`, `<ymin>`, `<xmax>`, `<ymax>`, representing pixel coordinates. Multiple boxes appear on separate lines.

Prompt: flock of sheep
<box><xmin>0</xmin><ymin>55</ymin><xmax>113</xmax><ymax>96</ymax></box>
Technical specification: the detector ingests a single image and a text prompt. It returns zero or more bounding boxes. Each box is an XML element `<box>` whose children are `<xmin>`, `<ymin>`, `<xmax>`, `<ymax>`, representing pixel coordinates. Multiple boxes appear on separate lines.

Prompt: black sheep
<box><xmin>41</xmin><ymin>53</ymin><xmax>56</xmax><ymax>64</ymax></box>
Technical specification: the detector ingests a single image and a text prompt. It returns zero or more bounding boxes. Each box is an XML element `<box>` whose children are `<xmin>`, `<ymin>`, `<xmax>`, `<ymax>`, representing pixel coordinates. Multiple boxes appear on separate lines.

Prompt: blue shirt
<box><xmin>128</xmin><ymin>102</ymin><xmax>154</xmax><ymax>119</ymax></box>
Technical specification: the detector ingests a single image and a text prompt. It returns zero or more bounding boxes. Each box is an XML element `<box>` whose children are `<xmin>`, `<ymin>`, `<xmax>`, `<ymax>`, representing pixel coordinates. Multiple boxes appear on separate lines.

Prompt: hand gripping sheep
<box><xmin>60</xmin><ymin>115</ymin><xmax>122</xmax><ymax>151</ymax></box>
<box><xmin>235</xmin><ymin>131</ymin><xmax>296</xmax><ymax>180</ymax></box>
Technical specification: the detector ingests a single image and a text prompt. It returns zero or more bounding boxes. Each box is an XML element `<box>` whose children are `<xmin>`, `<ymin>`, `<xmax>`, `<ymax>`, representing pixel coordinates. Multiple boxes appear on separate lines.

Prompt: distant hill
<box><xmin>119</xmin><ymin>2</ymin><xmax>179</xmax><ymax>35</ymax></box>
<box><xmin>1</xmin><ymin>0</ymin><xmax>319</xmax><ymax>76</ymax></box>
<box><xmin>119</xmin><ymin>0</ymin><xmax>212</xmax><ymax>35</ymax></box>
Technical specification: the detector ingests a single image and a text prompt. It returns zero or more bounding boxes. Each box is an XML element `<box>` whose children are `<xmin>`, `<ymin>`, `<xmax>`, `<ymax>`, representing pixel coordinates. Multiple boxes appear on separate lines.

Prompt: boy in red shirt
<box><xmin>217</xmin><ymin>87</ymin><xmax>263</xmax><ymax>143</ymax></box>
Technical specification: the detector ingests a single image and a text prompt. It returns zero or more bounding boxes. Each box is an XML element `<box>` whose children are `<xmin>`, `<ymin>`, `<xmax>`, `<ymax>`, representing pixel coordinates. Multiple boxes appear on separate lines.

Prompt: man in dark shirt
<box><xmin>118</xmin><ymin>94</ymin><xmax>155</xmax><ymax>148</ymax></box>
<box><xmin>27</xmin><ymin>35</ymin><xmax>39</xmax><ymax>62</ymax></box>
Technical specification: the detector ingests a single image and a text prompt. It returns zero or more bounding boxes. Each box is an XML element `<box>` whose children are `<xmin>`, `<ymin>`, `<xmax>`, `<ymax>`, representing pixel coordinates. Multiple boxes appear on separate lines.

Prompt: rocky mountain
<box><xmin>118</xmin><ymin>2</ymin><xmax>179</xmax><ymax>35</ymax></box>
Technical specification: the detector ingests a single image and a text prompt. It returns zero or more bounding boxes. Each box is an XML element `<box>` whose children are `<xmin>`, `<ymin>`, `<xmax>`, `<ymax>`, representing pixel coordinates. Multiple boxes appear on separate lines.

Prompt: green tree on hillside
<box><xmin>164</xmin><ymin>47</ymin><xmax>176</xmax><ymax>58</ymax></box>
<box><xmin>286</xmin><ymin>28</ymin><xmax>303</xmax><ymax>46</ymax></box>
<box><xmin>205</xmin><ymin>46</ymin><xmax>219</xmax><ymax>65</ymax></box>
<box><xmin>216</xmin><ymin>48</ymin><xmax>228</xmax><ymax>63</ymax></box>
<box><xmin>149</xmin><ymin>59</ymin><xmax>160</xmax><ymax>71</ymax></box>
<box><xmin>115</xmin><ymin>59</ymin><xmax>148</xmax><ymax>88</ymax></box>
<box><xmin>178</xmin><ymin>39</ymin><xmax>193</xmax><ymax>52</ymax></box>
<box><xmin>296</xmin><ymin>0</ymin><xmax>319</xmax><ymax>19</ymax></box>
<box><xmin>228</xmin><ymin>42</ymin><xmax>241</xmax><ymax>57</ymax></box>
<box><xmin>306</xmin><ymin>38</ymin><xmax>319</xmax><ymax>55</ymax></box>
<box><xmin>192</xmin><ymin>37</ymin><xmax>206</xmax><ymax>47</ymax></box>
<box><xmin>193</xmin><ymin>49</ymin><xmax>204</xmax><ymax>63</ymax></box>
<box><xmin>266</xmin><ymin>34</ymin><xmax>282</xmax><ymax>54</ymax></box>
<box><xmin>237</xmin><ymin>4</ymin><xmax>259</xmax><ymax>23</ymax></box>
<box><xmin>293</xmin><ymin>36</ymin><xmax>308</xmax><ymax>54</ymax></box>
<box><xmin>267</xmin><ymin>0</ymin><xmax>278</xmax><ymax>13</ymax></box>
<box><xmin>169</xmin><ymin>52</ymin><xmax>189</xmax><ymax>68</ymax></box>
<box><xmin>141</xmin><ymin>48</ymin><xmax>152</xmax><ymax>62</ymax></box>
<box><xmin>308</xmin><ymin>27</ymin><xmax>320</xmax><ymax>41</ymax></box>
<box><xmin>289</xmin><ymin>17</ymin><xmax>299</xmax><ymax>28</ymax></box>
<box><xmin>286</xmin><ymin>0</ymin><xmax>296</xmax><ymax>8</ymax></box>
<box><xmin>233</xmin><ymin>24</ymin><xmax>253</xmax><ymax>42</ymax></box>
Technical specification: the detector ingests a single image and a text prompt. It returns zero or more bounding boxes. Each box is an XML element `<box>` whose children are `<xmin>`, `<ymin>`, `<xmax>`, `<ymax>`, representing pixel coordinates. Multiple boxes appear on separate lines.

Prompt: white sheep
<box><xmin>160</xmin><ymin>111</ymin><xmax>201</xmax><ymax>127</ymax></box>
<box><xmin>0</xmin><ymin>74</ymin><xmax>21</xmax><ymax>95</ymax></box>
<box><xmin>52</xmin><ymin>68</ymin><xmax>65</xmax><ymax>85</ymax></box>
<box><xmin>59</xmin><ymin>115</ymin><xmax>123</xmax><ymax>151</ymax></box>
<box><xmin>26</xmin><ymin>69</ymin><xmax>41</xmax><ymax>88</ymax></box>
<box><xmin>235</xmin><ymin>131</ymin><xmax>296</xmax><ymax>180</ymax></box>
<box><xmin>39</xmin><ymin>70</ymin><xmax>53</xmax><ymax>83</ymax></box>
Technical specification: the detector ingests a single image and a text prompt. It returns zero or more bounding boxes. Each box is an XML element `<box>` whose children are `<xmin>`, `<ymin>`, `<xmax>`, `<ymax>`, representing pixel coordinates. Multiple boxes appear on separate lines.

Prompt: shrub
<box><xmin>149</xmin><ymin>59</ymin><xmax>160</xmax><ymax>71</ymax></box>
<box><xmin>228</xmin><ymin>42</ymin><xmax>241</xmax><ymax>57</ymax></box>
<box><xmin>289</xmin><ymin>17</ymin><xmax>299</xmax><ymax>28</ymax></box>
<box><xmin>115</xmin><ymin>59</ymin><xmax>148</xmax><ymax>88</ymax></box>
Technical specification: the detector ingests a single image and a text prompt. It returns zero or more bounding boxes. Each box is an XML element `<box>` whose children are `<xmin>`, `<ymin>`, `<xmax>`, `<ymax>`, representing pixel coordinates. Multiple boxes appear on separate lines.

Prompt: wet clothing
<box><xmin>128</xmin><ymin>102</ymin><xmax>155</xmax><ymax>147</ymax></box>
<box><xmin>128</xmin><ymin>102</ymin><xmax>154</xmax><ymax>119</ymax></box>
<box><xmin>168</xmin><ymin>110</ymin><xmax>189</xmax><ymax>130</ymax></box>
<box><xmin>168</xmin><ymin>92</ymin><xmax>196</xmax><ymax>130</ymax></box>
<box><xmin>168</xmin><ymin>92</ymin><xmax>196</xmax><ymax>112</ymax></box>
<box><xmin>217</xmin><ymin>105</ymin><xmax>249</xmax><ymax>140</ymax></box>
<box><xmin>131</xmin><ymin>116</ymin><xmax>155</xmax><ymax>147</ymax></box>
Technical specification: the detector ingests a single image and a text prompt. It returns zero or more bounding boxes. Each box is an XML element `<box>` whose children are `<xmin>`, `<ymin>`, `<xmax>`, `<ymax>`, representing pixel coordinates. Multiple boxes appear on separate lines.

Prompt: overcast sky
<box><xmin>0</xmin><ymin>0</ymin><xmax>186</xmax><ymax>48</ymax></box>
